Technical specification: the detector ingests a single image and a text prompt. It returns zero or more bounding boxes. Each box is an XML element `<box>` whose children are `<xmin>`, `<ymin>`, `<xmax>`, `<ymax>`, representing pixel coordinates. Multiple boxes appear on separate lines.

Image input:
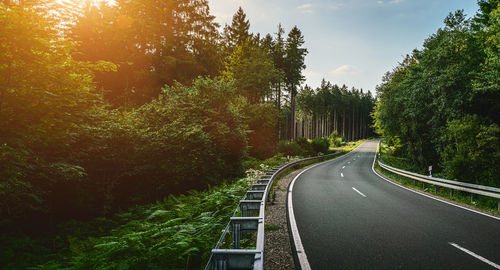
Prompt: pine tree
<box><xmin>273</xmin><ymin>24</ymin><xmax>286</xmax><ymax>110</ymax></box>
<box><xmin>225</xmin><ymin>7</ymin><xmax>251</xmax><ymax>48</ymax></box>
<box><xmin>284</xmin><ymin>26</ymin><xmax>307</xmax><ymax>139</ymax></box>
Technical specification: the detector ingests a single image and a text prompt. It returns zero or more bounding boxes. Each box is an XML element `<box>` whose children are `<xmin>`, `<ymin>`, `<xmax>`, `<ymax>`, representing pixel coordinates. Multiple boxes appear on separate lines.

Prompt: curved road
<box><xmin>290</xmin><ymin>140</ymin><xmax>500</xmax><ymax>269</ymax></box>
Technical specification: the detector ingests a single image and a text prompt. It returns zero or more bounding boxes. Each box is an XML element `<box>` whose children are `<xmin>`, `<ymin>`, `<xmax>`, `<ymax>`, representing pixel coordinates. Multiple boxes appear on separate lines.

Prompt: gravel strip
<box><xmin>264</xmin><ymin>162</ymin><xmax>319</xmax><ymax>270</ymax></box>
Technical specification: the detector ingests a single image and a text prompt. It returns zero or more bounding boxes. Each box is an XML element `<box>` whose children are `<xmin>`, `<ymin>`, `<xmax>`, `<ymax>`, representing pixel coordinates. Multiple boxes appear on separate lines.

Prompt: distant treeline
<box><xmin>295</xmin><ymin>81</ymin><xmax>375</xmax><ymax>141</ymax></box>
<box><xmin>373</xmin><ymin>0</ymin><xmax>499</xmax><ymax>187</ymax></box>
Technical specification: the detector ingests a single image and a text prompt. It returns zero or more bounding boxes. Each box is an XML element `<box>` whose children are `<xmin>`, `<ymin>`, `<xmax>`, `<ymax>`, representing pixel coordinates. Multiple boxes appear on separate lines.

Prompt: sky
<box><xmin>208</xmin><ymin>0</ymin><xmax>480</xmax><ymax>92</ymax></box>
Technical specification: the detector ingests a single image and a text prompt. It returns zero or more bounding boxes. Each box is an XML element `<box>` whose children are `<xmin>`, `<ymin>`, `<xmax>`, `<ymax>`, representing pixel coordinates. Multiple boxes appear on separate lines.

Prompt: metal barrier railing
<box><xmin>205</xmin><ymin>152</ymin><xmax>341</xmax><ymax>270</ymax></box>
<box><xmin>376</xmin><ymin>141</ymin><xmax>500</xmax><ymax>211</ymax></box>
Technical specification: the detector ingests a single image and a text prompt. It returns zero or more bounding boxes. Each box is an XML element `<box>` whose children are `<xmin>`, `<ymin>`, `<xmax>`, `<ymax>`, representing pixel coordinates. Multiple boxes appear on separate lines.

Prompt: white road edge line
<box><xmin>341</xmin><ymin>172</ymin><xmax>344</xmax><ymax>177</ymax></box>
<box><xmin>288</xmin><ymin>147</ymin><xmax>361</xmax><ymax>270</ymax></box>
<box><xmin>449</xmin><ymin>242</ymin><xmax>500</xmax><ymax>269</ymax></box>
<box><xmin>352</xmin><ymin>187</ymin><xmax>367</xmax><ymax>197</ymax></box>
<box><xmin>371</xmin><ymin>140</ymin><xmax>500</xmax><ymax>222</ymax></box>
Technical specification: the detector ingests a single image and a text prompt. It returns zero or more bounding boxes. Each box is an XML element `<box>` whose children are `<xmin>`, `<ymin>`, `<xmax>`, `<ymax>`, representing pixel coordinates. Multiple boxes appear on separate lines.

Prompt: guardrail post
<box><xmin>470</xmin><ymin>193</ymin><xmax>475</xmax><ymax>202</ymax></box>
<box><xmin>498</xmin><ymin>200</ymin><xmax>499</xmax><ymax>212</ymax></box>
<box><xmin>213</xmin><ymin>255</ymin><xmax>227</xmax><ymax>270</ymax></box>
<box><xmin>450</xmin><ymin>189</ymin><xmax>454</xmax><ymax>197</ymax></box>
<box><xmin>232</xmin><ymin>223</ymin><xmax>241</xmax><ymax>249</ymax></box>
<box><xmin>413</xmin><ymin>180</ymin><xmax>416</xmax><ymax>186</ymax></box>
<box><xmin>241</xmin><ymin>204</ymin><xmax>248</xmax><ymax>217</ymax></box>
<box><xmin>435</xmin><ymin>185</ymin><xmax>438</xmax><ymax>193</ymax></box>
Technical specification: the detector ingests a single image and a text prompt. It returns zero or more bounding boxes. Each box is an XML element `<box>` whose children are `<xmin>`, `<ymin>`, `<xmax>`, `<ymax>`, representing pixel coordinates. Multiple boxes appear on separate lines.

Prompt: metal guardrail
<box><xmin>376</xmin><ymin>141</ymin><xmax>500</xmax><ymax>211</ymax></box>
<box><xmin>205</xmin><ymin>152</ymin><xmax>341</xmax><ymax>270</ymax></box>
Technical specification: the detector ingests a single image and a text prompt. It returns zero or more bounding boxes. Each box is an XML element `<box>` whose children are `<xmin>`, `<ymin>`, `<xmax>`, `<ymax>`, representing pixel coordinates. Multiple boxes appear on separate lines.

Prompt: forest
<box><xmin>0</xmin><ymin>0</ymin><xmax>374</xmax><ymax>268</ymax></box>
<box><xmin>373</xmin><ymin>0</ymin><xmax>499</xmax><ymax>187</ymax></box>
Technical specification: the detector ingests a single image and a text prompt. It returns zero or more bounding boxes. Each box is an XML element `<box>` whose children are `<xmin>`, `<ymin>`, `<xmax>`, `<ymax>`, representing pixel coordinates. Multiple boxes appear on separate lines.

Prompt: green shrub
<box><xmin>243</xmin><ymin>153</ymin><xmax>288</xmax><ymax>171</ymax></box>
<box><xmin>276</xmin><ymin>140</ymin><xmax>302</xmax><ymax>156</ymax></box>
<box><xmin>311</xmin><ymin>138</ymin><xmax>330</xmax><ymax>154</ymax></box>
<box><xmin>294</xmin><ymin>137</ymin><xmax>314</xmax><ymax>156</ymax></box>
<box><xmin>16</xmin><ymin>178</ymin><xmax>253</xmax><ymax>270</ymax></box>
<box><xmin>440</xmin><ymin>115</ymin><xmax>500</xmax><ymax>187</ymax></box>
<box><xmin>245</xmin><ymin>103</ymin><xmax>280</xmax><ymax>159</ymax></box>
<box><xmin>329</xmin><ymin>131</ymin><xmax>346</xmax><ymax>147</ymax></box>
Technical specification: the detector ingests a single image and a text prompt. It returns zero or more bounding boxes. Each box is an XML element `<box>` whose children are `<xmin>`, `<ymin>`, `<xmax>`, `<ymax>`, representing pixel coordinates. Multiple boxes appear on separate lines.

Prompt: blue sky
<box><xmin>209</xmin><ymin>0</ymin><xmax>480</xmax><ymax>92</ymax></box>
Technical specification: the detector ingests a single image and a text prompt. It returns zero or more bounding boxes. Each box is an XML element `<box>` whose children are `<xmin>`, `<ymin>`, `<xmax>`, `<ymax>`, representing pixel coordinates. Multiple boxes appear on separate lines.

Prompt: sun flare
<box><xmin>56</xmin><ymin>0</ymin><xmax>116</xmax><ymax>7</ymax></box>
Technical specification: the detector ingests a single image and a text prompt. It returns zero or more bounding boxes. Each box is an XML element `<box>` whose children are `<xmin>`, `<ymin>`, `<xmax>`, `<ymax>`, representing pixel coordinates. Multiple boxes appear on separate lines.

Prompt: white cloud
<box><xmin>297</xmin><ymin>3</ymin><xmax>312</xmax><ymax>9</ymax></box>
<box><xmin>297</xmin><ymin>3</ymin><xmax>314</xmax><ymax>14</ymax></box>
<box><xmin>377</xmin><ymin>0</ymin><xmax>403</xmax><ymax>4</ymax></box>
<box><xmin>328</xmin><ymin>3</ymin><xmax>344</xmax><ymax>10</ymax></box>
<box><xmin>330</xmin><ymin>65</ymin><xmax>360</xmax><ymax>75</ymax></box>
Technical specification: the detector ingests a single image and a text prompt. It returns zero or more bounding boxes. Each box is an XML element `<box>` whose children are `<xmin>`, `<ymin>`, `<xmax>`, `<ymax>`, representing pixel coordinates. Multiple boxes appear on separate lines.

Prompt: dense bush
<box><xmin>0</xmin><ymin>72</ymin><xmax>249</xmax><ymax>228</ymax></box>
<box><xmin>311</xmin><ymin>138</ymin><xmax>330</xmax><ymax>154</ymax></box>
<box><xmin>245</xmin><ymin>103</ymin><xmax>280</xmax><ymax>159</ymax></box>
<box><xmin>64</xmin><ymin>78</ymin><xmax>248</xmax><ymax>217</ymax></box>
<box><xmin>276</xmin><ymin>140</ymin><xmax>302</xmax><ymax>156</ymax></box>
<box><xmin>276</xmin><ymin>137</ymin><xmax>330</xmax><ymax>157</ymax></box>
<box><xmin>441</xmin><ymin>115</ymin><xmax>500</xmax><ymax>187</ymax></box>
<box><xmin>0</xmin><ymin>4</ymin><xmax>113</xmax><ymax>227</ymax></box>
<box><xmin>329</xmin><ymin>131</ymin><xmax>346</xmax><ymax>147</ymax></box>
<box><xmin>243</xmin><ymin>153</ymin><xmax>288</xmax><ymax>170</ymax></box>
<box><xmin>2</xmin><ymin>152</ymin><xmax>294</xmax><ymax>270</ymax></box>
<box><xmin>2</xmin><ymin>178</ymin><xmax>252</xmax><ymax>270</ymax></box>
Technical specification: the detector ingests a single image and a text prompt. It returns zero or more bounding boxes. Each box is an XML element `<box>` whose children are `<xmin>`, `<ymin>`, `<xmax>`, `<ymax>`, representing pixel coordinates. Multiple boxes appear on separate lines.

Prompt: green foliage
<box><xmin>373</xmin><ymin>2</ymin><xmax>500</xmax><ymax>187</ymax></box>
<box><xmin>0</xmin><ymin>2</ymin><xmax>314</xmax><ymax>268</ymax></box>
<box><xmin>378</xmin><ymin>141</ymin><xmax>499</xmax><ymax>213</ymax></box>
<box><xmin>311</xmin><ymin>138</ymin><xmax>330</xmax><ymax>154</ymax></box>
<box><xmin>71</xmin><ymin>0</ymin><xmax>222</xmax><ymax>105</ymax></box>
<box><xmin>223</xmin><ymin>7</ymin><xmax>252</xmax><ymax>48</ymax></box>
<box><xmin>68</xmin><ymin>78</ymin><xmax>248</xmax><ymax>215</ymax></box>
<box><xmin>296</xmin><ymin>81</ymin><xmax>375</xmax><ymax>141</ymax></box>
<box><xmin>3</xmin><ymin>151</ymin><xmax>296</xmax><ymax>269</ymax></box>
<box><xmin>276</xmin><ymin>137</ymin><xmax>330</xmax><ymax>157</ymax></box>
<box><xmin>329</xmin><ymin>131</ymin><xmax>346</xmax><ymax>147</ymax></box>
<box><xmin>276</xmin><ymin>140</ymin><xmax>303</xmax><ymax>157</ymax></box>
<box><xmin>244</xmin><ymin>103</ymin><xmax>280</xmax><ymax>159</ymax></box>
<box><xmin>440</xmin><ymin>115</ymin><xmax>500</xmax><ymax>187</ymax></box>
<box><xmin>4</xmin><ymin>178</ymin><xmax>252</xmax><ymax>270</ymax></box>
<box><xmin>0</xmin><ymin>3</ymin><xmax>108</xmax><ymax>224</ymax></box>
<box><xmin>295</xmin><ymin>137</ymin><xmax>314</xmax><ymax>156</ymax></box>
<box><xmin>284</xmin><ymin>26</ymin><xmax>307</xmax><ymax>94</ymax></box>
<box><xmin>242</xmin><ymin>153</ymin><xmax>289</xmax><ymax>171</ymax></box>
<box><xmin>223</xmin><ymin>41</ymin><xmax>283</xmax><ymax>104</ymax></box>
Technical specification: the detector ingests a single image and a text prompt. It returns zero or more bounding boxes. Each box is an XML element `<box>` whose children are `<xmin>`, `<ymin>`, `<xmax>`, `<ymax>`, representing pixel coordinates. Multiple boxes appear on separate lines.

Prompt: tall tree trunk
<box><xmin>290</xmin><ymin>90</ymin><xmax>296</xmax><ymax>140</ymax></box>
<box><xmin>334</xmin><ymin>109</ymin><xmax>337</xmax><ymax>133</ymax></box>
<box><xmin>352</xmin><ymin>109</ymin><xmax>355</xmax><ymax>140</ymax></box>
<box><xmin>342</xmin><ymin>109</ymin><xmax>346</xmax><ymax>139</ymax></box>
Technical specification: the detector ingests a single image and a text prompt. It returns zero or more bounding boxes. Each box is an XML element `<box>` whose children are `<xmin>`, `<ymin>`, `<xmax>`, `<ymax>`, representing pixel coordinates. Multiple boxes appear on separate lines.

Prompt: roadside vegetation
<box><xmin>372</xmin><ymin>0</ymin><xmax>499</xmax><ymax>188</ymax></box>
<box><xmin>0</xmin><ymin>0</ymin><xmax>375</xmax><ymax>268</ymax></box>
<box><xmin>376</xmin><ymin>141</ymin><xmax>499</xmax><ymax>214</ymax></box>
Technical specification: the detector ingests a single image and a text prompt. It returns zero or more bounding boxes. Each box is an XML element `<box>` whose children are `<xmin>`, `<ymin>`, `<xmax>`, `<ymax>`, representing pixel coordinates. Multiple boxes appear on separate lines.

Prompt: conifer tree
<box><xmin>224</xmin><ymin>7</ymin><xmax>252</xmax><ymax>48</ymax></box>
<box><xmin>284</xmin><ymin>26</ymin><xmax>307</xmax><ymax>139</ymax></box>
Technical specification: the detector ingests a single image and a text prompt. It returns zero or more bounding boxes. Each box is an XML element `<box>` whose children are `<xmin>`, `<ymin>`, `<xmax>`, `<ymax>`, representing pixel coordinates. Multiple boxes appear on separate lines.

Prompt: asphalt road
<box><xmin>290</xmin><ymin>140</ymin><xmax>500</xmax><ymax>269</ymax></box>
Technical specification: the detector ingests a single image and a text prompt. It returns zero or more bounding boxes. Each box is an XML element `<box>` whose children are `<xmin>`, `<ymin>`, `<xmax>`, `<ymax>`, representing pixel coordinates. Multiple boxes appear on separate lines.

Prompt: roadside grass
<box><xmin>330</xmin><ymin>138</ymin><xmax>370</xmax><ymax>152</ymax></box>
<box><xmin>376</xmin><ymin>141</ymin><xmax>499</xmax><ymax>215</ymax></box>
<box><xmin>264</xmin><ymin>224</ymin><xmax>281</xmax><ymax>232</ymax></box>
